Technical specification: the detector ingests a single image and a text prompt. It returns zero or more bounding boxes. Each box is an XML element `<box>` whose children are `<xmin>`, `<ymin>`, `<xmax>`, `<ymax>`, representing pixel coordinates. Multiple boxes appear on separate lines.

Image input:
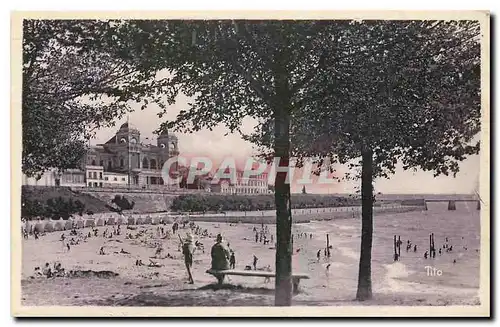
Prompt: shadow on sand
<box><xmin>195</xmin><ymin>283</ymin><xmax>276</xmax><ymax>295</ymax></box>
<box><xmin>92</xmin><ymin>283</ymin><xmax>277</xmax><ymax>306</ymax></box>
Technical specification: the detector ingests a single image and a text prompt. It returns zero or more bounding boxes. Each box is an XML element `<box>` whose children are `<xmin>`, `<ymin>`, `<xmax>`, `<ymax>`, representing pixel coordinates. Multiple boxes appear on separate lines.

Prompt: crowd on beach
<box><xmin>24</xmin><ymin>214</ymin><xmax>331</xmax><ymax>285</ymax></box>
<box><xmin>25</xmin><ymin>212</ymin><xmax>474</xmax><ymax>287</ymax></box>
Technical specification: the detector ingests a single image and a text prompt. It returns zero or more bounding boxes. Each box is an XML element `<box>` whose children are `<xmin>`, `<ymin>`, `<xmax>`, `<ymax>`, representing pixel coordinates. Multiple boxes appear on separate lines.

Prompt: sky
<box><xmin>91</xmin><ymin>94</ymin><xmax>481</xmax><ymax>195</ymax></box>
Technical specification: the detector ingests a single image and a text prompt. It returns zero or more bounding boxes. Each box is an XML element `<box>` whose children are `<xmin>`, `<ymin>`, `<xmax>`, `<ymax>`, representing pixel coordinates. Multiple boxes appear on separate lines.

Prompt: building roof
<box><xmin>119</xmin><ymin>122</ymin><xmax>139</xmax><ymax>131</ymax></box>
<box><xmin>105</xmin><ymin>135</ymin><xmax>117</xmax><ymax>144</ymax></box>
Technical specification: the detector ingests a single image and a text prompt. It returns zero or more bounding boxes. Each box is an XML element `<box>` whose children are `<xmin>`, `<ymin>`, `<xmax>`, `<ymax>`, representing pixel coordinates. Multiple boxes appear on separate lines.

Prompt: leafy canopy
<box><xmin>247</xmin><ymin>20</ymin><xmax>481</xmax><ymax>180</ymax></box>
<box><xmin>22</xmin><ymin>20</ymin><xmax>170</xmax><ymax>177</ymax></box>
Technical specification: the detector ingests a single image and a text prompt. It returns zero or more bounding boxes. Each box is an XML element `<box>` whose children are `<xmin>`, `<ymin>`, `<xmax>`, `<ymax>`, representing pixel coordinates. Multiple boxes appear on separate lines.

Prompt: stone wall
<box><xmin>80</xmin><ymin>189</ymin><xmax>179</xmax><ymax>213</ymax></box>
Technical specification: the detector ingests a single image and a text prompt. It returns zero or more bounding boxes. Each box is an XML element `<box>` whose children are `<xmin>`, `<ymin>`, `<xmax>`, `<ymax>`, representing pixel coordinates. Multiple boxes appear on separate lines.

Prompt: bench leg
<box><xmin>216</xmin><ymin>275</ymin><xmax>225</xmax><ymax>285</ymax></box>
<box><xmin>292</xmin><ymin>278</ymin><xmax>300</xmax><ymax>294</ymax></box>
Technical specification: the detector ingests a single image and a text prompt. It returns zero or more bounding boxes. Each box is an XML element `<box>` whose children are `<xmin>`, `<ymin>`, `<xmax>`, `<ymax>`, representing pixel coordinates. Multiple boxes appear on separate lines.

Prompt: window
<box><xmin>107</xmin><ymin>161</ymin><xmax>112</xmax><ymax>170</ymax></box>
<box><xmin>104</xmin><ymin>177</ymin><xmax>108</xmax><ymax>181</ymax></box>
<box><xmin>142</xmin><ymin>157</ymin><xmax>149</xmax><ymax>169</ymax></box>
<box><xmin>88</xmin><ymin>172</ymin><xmax>92</xmax><ymax>178</ymax></box>
<box><xmin>99</xmin><ymin>160</ymin><xmax>103</xmax><ymax>167</ymax></box>
<box><xmin>99</xmin><ymin>172</ymin><xmax>103</xmax><ymax>179</ymax></box>
<box><xmin>150</xmin><ymin>159</ymin><xmax>157</xmax><ymax>169</ymax></box>
<box><xmin>122</xmin><ymin>178</ymin><xmax>125</xmax><ymax>181</ymax></box>
<box><xmin>114</xmin><ymin>177</ymin><xmax>117</xmax><ymax>181</ymax></box>
<box><xmin>91</xmin><ymin>160</ymin><xmax>96</xmax><ymax>166</ymax></box>
<box><xmin>93</xmin><ymin>182</ymin><xmax>98</xmax><ymax>187</ymax></box>
<box><xmin>120</xmin><ymin>158</ymin><xmax>124</xmax><ymax>167</ymax></box>
<box><xmin>99</xmin><ymin>182</ymin><xmax>103</xmax><ymax>187</ymax></box>
<box><xmin>88</xmin><ymin>182</ymin><xmax>92</xmax><ymax>187</ymax></box>
<box><xmin>93</xmin><ymin>172</ymin><xmax>97</xmax><ymax>179</ymax></box>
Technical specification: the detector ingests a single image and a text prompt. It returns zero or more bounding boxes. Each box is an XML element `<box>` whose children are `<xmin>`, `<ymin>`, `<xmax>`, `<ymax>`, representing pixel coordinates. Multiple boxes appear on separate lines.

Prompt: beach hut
<box><xmin>116</xmin><ymin>215</ymin><xmax>127</xmax><ymax>225</ymax></box>
<box><xmin>151</xmin><ymin>217</ymin><xmax>160</xmax><ymax>225</ymax></box>
<box><xmin>44</xmin><ymin>222</ymin><xmax>54</xmax><ymax>233</ymax></box>
<box><xmin>127</xmin><ymin>216</ymin><xmax>136</xmax><ymax>225</ymax></box>
<box><xmin>53</xmin><ymin>220</ymin><xmax>64</xmax><ymax>231</ymax></box>
<box><xmin>136</xmin><ymin>216</ymin><xmax>145</xmax><ymax>225</ymax></box>
<box><xmin>143</xmin><ymin>216</ymin><xmax>152</xmax><ymax>225</ymax></box>
<box><xmin>33</xmin><ymin>222</ymin><xmax>44</xmax><ymax>233</ymax></box>
<box><xmin>75</xmin><ymin>219</ymin><xmax>85</xmax><ymax>229</ymax></box>
<box><xmin>95</xmin><ymin>218</ymin><xmax>104</xmax><ymax>226</ymax></box>
<box><xmin>64</xmin><ymin>220</ymin><xmax>73</xmax><ymax>230</ymax></box>
<box><xmin>84</xmin><ymin>219</ymin><xmax>95</xmax><ymax>228</ymax></box>
<box><xmin>162</xmin><ymin>216</ymin><xmax>173</xmax><ymax>224</ymax></box>
<box><xmin>106</xmin><ymin>217</ymin><xmax>116</xmax><ymax>225</ymax></box>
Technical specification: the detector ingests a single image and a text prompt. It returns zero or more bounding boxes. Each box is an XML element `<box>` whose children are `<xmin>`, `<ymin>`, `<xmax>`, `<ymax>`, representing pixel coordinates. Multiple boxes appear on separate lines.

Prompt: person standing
<box><xmin>253</xmin><ymin>255</ymin><xmax>258</xmax><ymax>270</ymax></box>
<box><xmin>210</xmin><ymin>234</ymin><xmax>231</xmax><ymax>284</ymax></box>
<box><xmin>229</xmin><ymin>251</ymin><xmax>236</xmax><ymax>269</ymax></box>
<box><xmin>182</xmin><ymin>233</ymin><xmax>195</xmax><ymax>284</ymax></box>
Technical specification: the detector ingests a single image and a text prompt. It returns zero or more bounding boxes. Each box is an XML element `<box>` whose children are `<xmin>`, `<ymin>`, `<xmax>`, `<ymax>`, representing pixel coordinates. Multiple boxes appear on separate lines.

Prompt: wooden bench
<box><xmin>206</xmin><ymin>269</ymin><xmax>310</xmax><ymax>293</ymax></box>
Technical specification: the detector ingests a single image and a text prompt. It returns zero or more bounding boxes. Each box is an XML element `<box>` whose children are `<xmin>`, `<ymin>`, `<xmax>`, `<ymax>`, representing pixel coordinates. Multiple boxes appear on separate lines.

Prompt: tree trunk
<box><xmin>356</xmin><ymin>149</ymin><xmax>374</xmax><ymax>301</ymax></box>
<box><xmin>274</xmin><ymin>106</ymin><xmax>293</xmax><ymax>306</ymax></box>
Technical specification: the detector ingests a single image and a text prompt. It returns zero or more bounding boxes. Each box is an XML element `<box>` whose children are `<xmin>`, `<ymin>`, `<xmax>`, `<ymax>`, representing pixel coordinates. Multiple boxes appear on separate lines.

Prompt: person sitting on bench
<box><xmin>264</xmin><ymin>265</ymin><xmax>272</xmax><ymax>283</ymax></box>
<box><xmin>210</xmin><ymin>234</ymin><xmax>231</xmax><ymax>284</ymax></box>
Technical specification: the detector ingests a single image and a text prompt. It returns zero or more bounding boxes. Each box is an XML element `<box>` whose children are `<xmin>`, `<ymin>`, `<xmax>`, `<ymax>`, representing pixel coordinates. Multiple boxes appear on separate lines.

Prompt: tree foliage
<box><xmin>108</xmin><ymin>195</ymin><xmax>135</xmax><ymax>213</ymax></box>
<box><xmin>22</xmin><ymin>20</ymin><xmax>170</xmax><ymax>177</ymax></box>
<box><xmin>170</xmin><ymin>193</ymin><xmax>360</xmax><ymax>212</ymax></box>
<box><xmin>247</xmin><ymin>20</ymin><xmax>481</xmax><ymax>300</ymax></box>
<box><xmin>21</xmin><ymin>194</ymin><xmax>86</xmax><ymax>220</ymax></box>
<box><xmin>289</xmin><ymin>21</ymin><xmax>480</xmax><ymax>176</ymax></box>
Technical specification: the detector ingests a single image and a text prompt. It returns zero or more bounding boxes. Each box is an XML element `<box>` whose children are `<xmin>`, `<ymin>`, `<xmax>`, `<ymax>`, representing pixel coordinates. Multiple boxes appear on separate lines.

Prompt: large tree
<box><xmin>122</xmin><ymin>20</ymin><xmax>350</xmax><ymax>305</ymax></box>
<box><xmin>22</xmin><ymin>20</ymin><xmax>168</xmax><ymax>177</ymax></box>
<box><xmin>250</xmin><ymin>20</ymin><xmax>481</xmax><ymax>300</ymax></box>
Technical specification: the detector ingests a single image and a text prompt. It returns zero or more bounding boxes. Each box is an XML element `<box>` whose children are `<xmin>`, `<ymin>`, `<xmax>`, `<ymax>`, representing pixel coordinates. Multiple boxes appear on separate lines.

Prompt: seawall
<box><xmin>181</xmin><ymin>205</ymin><xmax>424</xmax><ymax>224</ymax></box>
<box><xmin>77</xmin><ymin>189</ymin><xmax>179</xmax><ymax>213</ymax></box>
<box><xmin>23</xmin><ymin>205</ymin><xmax>424</xmax><ymax>234</ymax></box>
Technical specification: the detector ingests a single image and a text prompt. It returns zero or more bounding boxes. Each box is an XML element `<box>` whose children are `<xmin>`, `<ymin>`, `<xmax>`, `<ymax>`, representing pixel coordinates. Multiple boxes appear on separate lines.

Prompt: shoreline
<box><xmin>184</xmin><ymin>206</ymin><xmax>424</xmax><ymax>224</ymax></box>
<box><xmin>22</xmin><ymin>205</ymin><xmax>424</xmax><ymax>232</ymax></box>
<box><xmin>21</xmin><ymin>207</ymin><xmax>480</xmax><ymax>307</ymax></box>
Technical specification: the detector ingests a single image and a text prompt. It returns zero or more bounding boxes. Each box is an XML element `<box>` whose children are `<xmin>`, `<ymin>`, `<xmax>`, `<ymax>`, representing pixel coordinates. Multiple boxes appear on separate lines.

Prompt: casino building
<box><xmin>85</xmin><ymin>122</ymin><xmax>180</xmax><ymax>188</ymax></box>
<box><xmin>22</xmin><ymin>123</ymin><xmax>180</xmax><ymax>189</ymax></box>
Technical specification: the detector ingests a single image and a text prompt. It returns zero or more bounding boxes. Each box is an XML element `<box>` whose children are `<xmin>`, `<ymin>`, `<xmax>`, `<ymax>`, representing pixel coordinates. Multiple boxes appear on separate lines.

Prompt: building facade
<box><xmin>22</xmin><ymin>123</ymin><xmax>180</xmax><ymax>189</ymax></box>
<box><xmin>22</xmin><ymin>168</ymin><xmax>86</xmax><ymax>187</ymax></box>
<box><xmin>212</xmin><ymin>170</ymin><xmax>270</xmax><ymax>195</ymax></box>
<box><xmin>86</xmin><ymin>122</ymin><xmax>180</xmax><ymax>188</ymax></box>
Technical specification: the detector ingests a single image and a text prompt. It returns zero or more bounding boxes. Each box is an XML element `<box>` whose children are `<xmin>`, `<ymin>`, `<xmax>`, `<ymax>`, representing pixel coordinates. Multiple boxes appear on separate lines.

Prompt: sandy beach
<box><xmin>21</xmin><ymin>202</ymin><xmax>480</xmax><ymax>307</ymax></box>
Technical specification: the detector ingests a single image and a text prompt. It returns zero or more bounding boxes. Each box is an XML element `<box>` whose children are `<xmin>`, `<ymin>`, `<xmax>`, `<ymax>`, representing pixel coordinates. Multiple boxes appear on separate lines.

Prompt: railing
<box><xmin>70</xmin><ymin>185</ymin><xmax>208</xmax><ymax>194</ymax></box>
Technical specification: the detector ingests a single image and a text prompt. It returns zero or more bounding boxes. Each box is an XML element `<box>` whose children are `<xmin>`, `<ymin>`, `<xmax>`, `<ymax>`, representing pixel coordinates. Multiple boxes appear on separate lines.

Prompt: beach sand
<box><xmin>20</xmin><ymin>202</ymin><xmax>480</xmax><ymax>306</ymax></box>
